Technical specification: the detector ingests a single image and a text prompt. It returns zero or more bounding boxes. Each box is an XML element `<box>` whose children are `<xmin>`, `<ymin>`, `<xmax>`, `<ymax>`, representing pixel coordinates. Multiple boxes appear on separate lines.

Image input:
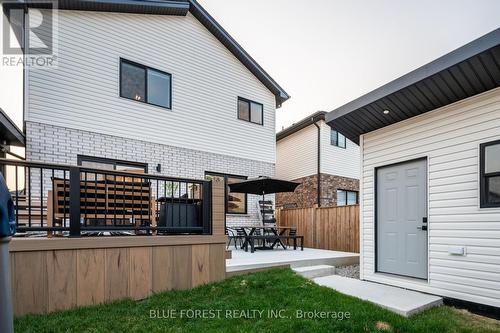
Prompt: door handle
<box><xmin>417</xmin><ymin>225</ymin><xmax>428</xmax><ymax>231</ymax></box>
<box><xmin>422</xmin><ymin>217</ymin><xmax>428</xmax><ymax>223</ymax></box>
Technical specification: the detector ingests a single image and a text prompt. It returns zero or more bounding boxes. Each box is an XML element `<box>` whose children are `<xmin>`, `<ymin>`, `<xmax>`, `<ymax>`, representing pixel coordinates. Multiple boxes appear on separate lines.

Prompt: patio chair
<box><xmin>285</xmin><ymin>228</ymin><xmax>304</xmax><ymax>250</ymax></box>
<box><xmin>226</xmin><ymin>228</ymin><xmax>238</xmax><ymax>249</ymax></box>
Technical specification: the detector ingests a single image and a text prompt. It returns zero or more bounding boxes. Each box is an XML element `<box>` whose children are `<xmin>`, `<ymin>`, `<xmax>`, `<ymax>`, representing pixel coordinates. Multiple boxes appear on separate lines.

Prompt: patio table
<box><xmin>234</xmin><ymin>226</ymin><xmax>292</xmax><ymax>252</ymax></box>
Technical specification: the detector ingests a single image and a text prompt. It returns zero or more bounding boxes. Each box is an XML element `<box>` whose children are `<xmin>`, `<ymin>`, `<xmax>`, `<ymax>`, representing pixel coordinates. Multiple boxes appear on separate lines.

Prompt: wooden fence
<box><xmin>277</xmin><ymin>205</ymin><xmax>359</xmax><ymax>253</ymax></box>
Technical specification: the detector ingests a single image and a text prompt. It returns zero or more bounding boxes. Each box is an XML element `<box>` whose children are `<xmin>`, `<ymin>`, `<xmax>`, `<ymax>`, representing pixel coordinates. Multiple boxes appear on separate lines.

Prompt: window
<box><xmin>331</xmin><ymin>129</ymin><xmax>346</xmax><ymax>148</ymax></box>
<box><xmin>238</xmin><ymin>97</ymin><xmax>263</xmax><ymax>125</ymax></box>
<box><xmin>120</xmin><ymin>58</ymin><xmax>172</xmax><ymax>109</ymax></box>
<box><xmin>337</xmin><ymin>189</ymin><xmax>358</xmax><ymax>206</ymax></box>
<box><xmin>78</xmin><ymin>155</ymin><xmax>147</xmax><ymax>181</ymax></box>
<box><xmin>205</xmin><ymin>172</ymin><xmax>247</xmax><ymax>214</ymax></box>
<box><xmin>480</xmin><ymin>140</ymin><xmax>500</xmax><ymax>208</ymax></box>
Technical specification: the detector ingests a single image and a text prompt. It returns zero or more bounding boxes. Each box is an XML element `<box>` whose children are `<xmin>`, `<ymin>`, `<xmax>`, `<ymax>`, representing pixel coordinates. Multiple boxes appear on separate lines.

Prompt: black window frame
<box><xmin>480</xmin><ymin>139</ymin><xmax>500</xmax><ymax>208</ymax></box>
<box><xmin>336</xmin><ymin>189</ymin><xmax>358</xmax><ymax>206</ymax></box>
<box><xmin>331</xmin><ymin>129</ymin><xmax>346</xmax><ymax>148</ymax></box>
<box><xmin>237</xmin><ymin>97</ymin><xmax>264</xmax><ymax>125</ymax></box>
<box><xmin>205</xmin><ymin>171</ymin><xmax>248</xmax><ymax>215</ymax></box>
<box><xmin>119</xmin><ymin>58</ymin><xmax>172</xmax><ymax>109</ymax></box>
<box><xmin>77</xmin><ymin>155</ymin><xmax>148</xmax><ymax>173</ymax></box>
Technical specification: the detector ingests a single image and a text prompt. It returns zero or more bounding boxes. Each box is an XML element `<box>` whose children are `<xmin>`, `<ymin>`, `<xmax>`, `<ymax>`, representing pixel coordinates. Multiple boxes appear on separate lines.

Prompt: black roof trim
<box><xmin>26</xmin><ymin>0</ymin><xmax>190</xmax><ymax>15</ymax></box>
<box><xmin>325</xmin><ymin>28</ymin><xmax>500</xmax><ymax>144</ymax></box>
<box><xmin>276</xmin><ymin>111</ymin><xmax>326</xmax><ymax>141</ymax></box>
<box><xmin>189</xmin><ymin>0</ymin><xmax>290</xmax><ymax>107</ymax></box>
<box><xmin>0</xmin><ymin>108</ymin><xmax>25</xmax><ymax>146</ymax></box>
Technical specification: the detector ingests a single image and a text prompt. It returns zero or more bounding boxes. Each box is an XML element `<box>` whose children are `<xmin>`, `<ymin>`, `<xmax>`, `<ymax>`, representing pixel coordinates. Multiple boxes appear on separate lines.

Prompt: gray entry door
<box><xmin>376</xmin><ymin>158</ymin><xmax>428</xmax><ymax>279</ymax></box>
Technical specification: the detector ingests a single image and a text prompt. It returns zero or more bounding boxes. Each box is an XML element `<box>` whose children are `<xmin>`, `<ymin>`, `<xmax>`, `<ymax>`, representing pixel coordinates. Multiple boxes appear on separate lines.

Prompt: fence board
<box><xmin>277</xmin><ymin>205</ymin><xmax>359</xmax><ymax>253</ymax></box>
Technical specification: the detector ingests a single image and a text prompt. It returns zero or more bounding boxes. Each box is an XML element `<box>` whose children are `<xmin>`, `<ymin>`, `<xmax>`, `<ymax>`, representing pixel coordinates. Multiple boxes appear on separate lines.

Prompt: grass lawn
<box><xmin>15</xmin><ymin>268</ymin><xmax>500</xmax><ymax>333</ymax></box>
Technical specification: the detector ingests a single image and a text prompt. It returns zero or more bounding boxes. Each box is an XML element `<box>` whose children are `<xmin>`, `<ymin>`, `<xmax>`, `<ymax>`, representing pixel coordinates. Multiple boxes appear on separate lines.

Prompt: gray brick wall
<box><xmin>26</xmin><ymin>121</ymin><xmax>275</xmax><ymax>228</ymax></box>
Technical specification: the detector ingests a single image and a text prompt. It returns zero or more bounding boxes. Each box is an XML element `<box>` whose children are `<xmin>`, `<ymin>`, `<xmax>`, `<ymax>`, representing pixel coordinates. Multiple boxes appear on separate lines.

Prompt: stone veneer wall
<box><xmin>25</xmin><ymin>122</ymin><xmax>274</xmax><ymax>227</ymax></box>
<box><xmin>276</xmin><ymin>173</ymin><xmax>359</xmax><ymax>208</ymax></box>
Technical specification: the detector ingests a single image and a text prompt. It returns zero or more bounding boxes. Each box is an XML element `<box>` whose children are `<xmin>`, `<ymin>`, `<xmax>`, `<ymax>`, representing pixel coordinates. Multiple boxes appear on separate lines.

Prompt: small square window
<box><xmin>238</xmin><ymin>97</ymin><xmax>263</xmax><ymax>125</ymax></box>
<box><xmin>120</xmin><ymin>59</ymin><xmax>172</xmax><ymax>109</ymax></box>
<box><xmin>331</xmin><ymin>129</ymin><xmax>346</xmax><ymax>148</ymax></box>
<box><xmin>481</xmin><ymin>140</ymin><xmax>500</xmax><ymax>208</ymax></box>
<box><xmin>337</xmin><ymin>189</ymin><xmax>358</xmax><ymax>206</ymax></box>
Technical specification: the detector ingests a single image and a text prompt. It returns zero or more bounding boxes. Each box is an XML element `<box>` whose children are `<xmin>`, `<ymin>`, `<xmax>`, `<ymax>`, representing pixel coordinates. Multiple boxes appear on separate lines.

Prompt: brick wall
<box><xmin>275</xmin><ymin>173</ymin><xmax>359</xmax><ymax>208</ymax></box>
<box><xmin>25</xmin><ymin>121</ymin><xmax>274</xmax><ymax>227</ymax></box>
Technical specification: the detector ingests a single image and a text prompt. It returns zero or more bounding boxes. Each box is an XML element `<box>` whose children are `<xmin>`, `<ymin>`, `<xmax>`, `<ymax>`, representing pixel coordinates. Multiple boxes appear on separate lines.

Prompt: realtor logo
<box><xmin>2</xmin><ymin>0</ymin><xmax>58</xmax><ymax>67</ymax></box>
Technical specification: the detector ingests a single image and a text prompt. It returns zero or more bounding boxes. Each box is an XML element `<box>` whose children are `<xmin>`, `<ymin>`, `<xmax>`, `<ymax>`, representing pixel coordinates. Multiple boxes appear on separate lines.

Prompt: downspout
<box><xmin>312</xmin><ymin>117</ymin><xmax>321</xmax><ymax>207</ymax></box>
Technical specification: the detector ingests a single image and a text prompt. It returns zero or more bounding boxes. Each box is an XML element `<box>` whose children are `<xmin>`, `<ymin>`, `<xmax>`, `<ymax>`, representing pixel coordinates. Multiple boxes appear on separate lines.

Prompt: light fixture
<box><xmin>383</xmin><ymin>109</ymin><xmax>390</xmax><ymax>115</ymax></box>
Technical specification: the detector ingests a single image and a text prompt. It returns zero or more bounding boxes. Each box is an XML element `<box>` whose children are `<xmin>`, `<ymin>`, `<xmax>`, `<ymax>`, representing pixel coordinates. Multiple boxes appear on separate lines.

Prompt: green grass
<box><xmin>15</xmin><ymin>269</ymin><xmax>500</xmax><ymax>333</ymax></box>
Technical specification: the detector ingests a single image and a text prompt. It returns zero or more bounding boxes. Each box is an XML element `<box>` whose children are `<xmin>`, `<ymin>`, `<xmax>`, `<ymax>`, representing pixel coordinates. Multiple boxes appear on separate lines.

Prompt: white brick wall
<box><xmin>26</xmin><ymin>121</ymin><xmax>275</xmax><ymax>227</ymax></box>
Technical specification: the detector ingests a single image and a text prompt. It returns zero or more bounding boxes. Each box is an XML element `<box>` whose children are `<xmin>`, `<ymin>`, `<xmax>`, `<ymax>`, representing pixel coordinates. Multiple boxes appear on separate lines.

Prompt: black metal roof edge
<box><xmin>325</xmin><ymin>27</ymin><xmax>500</xmax><ymax>124</ymax></box>
<box><xmin>15</xmin><ymin>0</ymin><xmax>191</xmax><ymax>14</ymax></box>
<box><xmin>188</xmin><ymin>0</ymin><xmax>290</xmax><ymax>107</ymax></box>
<box><xmin>276</xmin><ymin>111</ymin><xmax>326</xmax><ymax>141</ymax></box>
<box><xmin>0</xmin><ymin>108</ymin><xmax>25</xmax><ymax>146</ymax></box>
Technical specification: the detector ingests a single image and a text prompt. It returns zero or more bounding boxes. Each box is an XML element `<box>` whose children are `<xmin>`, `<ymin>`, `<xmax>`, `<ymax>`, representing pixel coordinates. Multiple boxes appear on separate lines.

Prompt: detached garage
<box><xmin>326</xmin><ymin>28</ymin><xmax>500</xmax><ymax>309</ymax></box>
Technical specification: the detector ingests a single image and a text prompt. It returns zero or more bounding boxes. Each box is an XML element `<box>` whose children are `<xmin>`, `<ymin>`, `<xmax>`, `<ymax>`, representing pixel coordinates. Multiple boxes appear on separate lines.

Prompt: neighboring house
<box><xmin>275</xmin><ymin>111</ymin><xmax>360</xmax><ymax>208</ymax></box>
<box><xmin>19</xmin><ymin>0</ymin><xmax>289</xmax><ymax>228</ymax></box>
<box><xmin>326</xmin><ymin>28</ymin><xmax>500</xmax><ymax>309</ymax></box>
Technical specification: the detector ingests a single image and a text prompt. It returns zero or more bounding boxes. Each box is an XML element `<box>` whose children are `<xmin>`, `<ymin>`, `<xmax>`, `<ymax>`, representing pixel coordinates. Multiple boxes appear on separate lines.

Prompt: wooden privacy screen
<box><xmin>276</xmin><ymin>205</ymin><xmax>359</xmax><ymax>253</ymax></box>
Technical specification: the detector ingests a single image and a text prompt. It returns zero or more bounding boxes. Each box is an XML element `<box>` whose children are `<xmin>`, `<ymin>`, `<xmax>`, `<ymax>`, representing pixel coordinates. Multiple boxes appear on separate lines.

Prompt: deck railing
<box><xmin>0</xmin><ymin>158</ymin><xmax>212</xmax><ymax>237</ymax></box>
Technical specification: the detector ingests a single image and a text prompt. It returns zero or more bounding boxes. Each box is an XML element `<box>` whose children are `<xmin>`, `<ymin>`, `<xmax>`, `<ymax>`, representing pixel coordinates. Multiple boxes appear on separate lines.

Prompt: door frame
<box><xmin>374</xmin><ymin>156</ymin><xmax>429</xmax><ymax>280</ymax></box>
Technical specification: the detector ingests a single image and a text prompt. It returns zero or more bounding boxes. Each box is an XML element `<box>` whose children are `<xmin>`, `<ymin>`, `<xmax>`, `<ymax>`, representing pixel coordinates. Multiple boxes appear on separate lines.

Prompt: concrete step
<box><xmin>313</xmin><ymin>275</ymin><xmax>443</xmax><ymax>317</ymax></box>
<box><xmin>293</xmin><ymin>265</ymin><xmax>336</xmax><ymax>279</ymax></box>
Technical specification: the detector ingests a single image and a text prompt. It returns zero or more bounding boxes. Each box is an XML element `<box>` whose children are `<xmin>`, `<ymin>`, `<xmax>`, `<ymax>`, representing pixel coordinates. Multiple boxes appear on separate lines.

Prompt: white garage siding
<box><xmin>360</xmin><ymin>87</ymin><xmax>500</xmax><ymax>307</ymax></box>
<box><xmin>26</xmin><ymin>9</ymin><xmax>276</xmax><ymax>164</ymax></box>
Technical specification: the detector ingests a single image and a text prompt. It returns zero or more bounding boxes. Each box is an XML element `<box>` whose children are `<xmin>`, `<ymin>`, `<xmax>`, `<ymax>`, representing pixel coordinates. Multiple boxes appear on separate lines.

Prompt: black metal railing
<box><xmin>0</xmin><ymin>158</ymin><xmax>212</xmax><ymax>237</ymax></box>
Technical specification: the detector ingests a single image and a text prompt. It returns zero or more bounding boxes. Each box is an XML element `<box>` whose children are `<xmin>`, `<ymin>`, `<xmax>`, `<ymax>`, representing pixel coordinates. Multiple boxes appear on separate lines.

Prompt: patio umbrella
<box><xmin>228</xmin><ymin>176</ymin><xmax>300</xmax><ymax>202</ymax></box>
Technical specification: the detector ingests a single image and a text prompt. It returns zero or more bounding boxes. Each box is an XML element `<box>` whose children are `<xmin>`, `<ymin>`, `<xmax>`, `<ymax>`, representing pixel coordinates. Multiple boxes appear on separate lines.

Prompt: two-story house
<box><xmin>276</xmin><ymin>111</ymin><xmax>360</xmax><ymax>208</ymax></box>
<box><xmin>19</xmin><ymin>0</ymin><xmax>289</xmax><ymax>228</ymax></box>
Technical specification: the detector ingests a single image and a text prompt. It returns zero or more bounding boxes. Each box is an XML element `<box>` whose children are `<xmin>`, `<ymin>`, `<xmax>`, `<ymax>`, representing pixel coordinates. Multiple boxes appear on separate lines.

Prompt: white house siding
<box><xmin>360</xmin><ymin>87</ymin><xmax>500</xmax><ymax>307</ymax></box>
<box><xmin>276</xmin><ymin>120</ymin><xmax>360</xmax><ymax>181</ymax></box>
<box><xmin>26</xmin><ymin>122</ymin><xmax>273</xmax><ymax>227</ymax></box>
<box><xmin>25</xmin><ymin>9</ymin><xmax>276</xmax><ymax>164</ymax></box>
<box><xmin>320</xmin><ymin>121</ymin><xmax>360</xmax><ymax>180</ymax></box>
<box><xmin>276</xmin><ymin>125</ymin><xmax>317</xmax><ymax>180</ymax></box>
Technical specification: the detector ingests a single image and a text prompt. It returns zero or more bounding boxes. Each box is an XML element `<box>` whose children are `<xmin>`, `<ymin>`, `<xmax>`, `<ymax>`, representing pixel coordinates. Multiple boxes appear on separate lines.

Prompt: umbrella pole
<box><xmin>262</xmin><ymin>191</ymin><xmax>265</xmax><ymax>223</ymax></box>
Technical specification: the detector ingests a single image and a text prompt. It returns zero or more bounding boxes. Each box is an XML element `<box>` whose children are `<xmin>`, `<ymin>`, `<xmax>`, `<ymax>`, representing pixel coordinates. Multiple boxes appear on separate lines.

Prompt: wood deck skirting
<box><xmin>9</xmin><ymin>178</ymin><xmax>228</xmax><ymax>317</ymax></box>
<box><xmin>9</xmin><ymin>235</ymin><xmax>227</xmax><ymax>252</ymax></box>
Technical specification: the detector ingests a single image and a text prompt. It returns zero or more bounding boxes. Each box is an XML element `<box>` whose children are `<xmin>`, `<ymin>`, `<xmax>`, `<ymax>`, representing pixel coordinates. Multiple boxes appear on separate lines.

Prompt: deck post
<box><xmin>210</xmin><ymin>177</ymin><xmax>225</xmax><ymax>236</ymax></box>
<box><xmin>69</xmin><ymin>166</ymin><xmax>81</xmax><ymax>237</ymax></box>
<box><xmin>202</xmin><ymin>181</ymin><xmax>212</xmax><ymax>235</ymax></box>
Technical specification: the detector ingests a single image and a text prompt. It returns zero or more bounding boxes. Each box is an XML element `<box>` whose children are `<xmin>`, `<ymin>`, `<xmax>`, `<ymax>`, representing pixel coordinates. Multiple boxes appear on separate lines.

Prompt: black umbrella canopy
<box><xmin>228</xmin><ymin>176</ymin><xmax>300</xmax><ymax>195</ymax></box>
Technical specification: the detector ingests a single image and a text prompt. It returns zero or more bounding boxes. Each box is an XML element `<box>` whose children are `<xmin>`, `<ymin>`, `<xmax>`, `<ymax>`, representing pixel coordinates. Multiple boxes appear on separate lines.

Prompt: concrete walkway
<box><xmin>314</xmin><ymin>275</ymin><xmax>443</xmax><ymax>317</ymax></box>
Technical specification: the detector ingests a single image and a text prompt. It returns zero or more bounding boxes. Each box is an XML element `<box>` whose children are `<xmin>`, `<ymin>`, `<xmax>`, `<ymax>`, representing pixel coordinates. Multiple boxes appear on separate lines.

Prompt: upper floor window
<box><xmin>331</xmin><ymin>129</ymin><xmax>346</xmax><ymax>148</ymax></box>
<box><xmin>238</xmin><ymin>97</ymin><xmax>263</xmax><ymax>125</ymax></box>
<box><xmin>337</xmin><ymin>189</ymin><xmax>358</xmax><ymax>206</ymax></box>
<box><xmin>120</xmin><ymin>58</ymin><xmax>172</xmax><ymax>109</ymax></box>
<box><xmin>480</xmin><ymin>140</ymin><xmax>500</xmax><ymax>208</ymax></box>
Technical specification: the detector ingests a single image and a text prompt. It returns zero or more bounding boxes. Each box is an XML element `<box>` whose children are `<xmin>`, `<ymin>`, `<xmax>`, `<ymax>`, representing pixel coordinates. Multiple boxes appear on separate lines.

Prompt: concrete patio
<box><xmin>226</xmin><ymin>247</ymin><xmax>359</xmax><ymax>274</ymax></box>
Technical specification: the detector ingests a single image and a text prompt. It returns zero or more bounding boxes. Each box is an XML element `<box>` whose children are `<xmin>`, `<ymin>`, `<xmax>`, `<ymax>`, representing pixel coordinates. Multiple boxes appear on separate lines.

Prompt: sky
<box><xmin>198</xmin><ymin>0</ymin><xmax>500</xmax><ymax>132</ymax></box>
